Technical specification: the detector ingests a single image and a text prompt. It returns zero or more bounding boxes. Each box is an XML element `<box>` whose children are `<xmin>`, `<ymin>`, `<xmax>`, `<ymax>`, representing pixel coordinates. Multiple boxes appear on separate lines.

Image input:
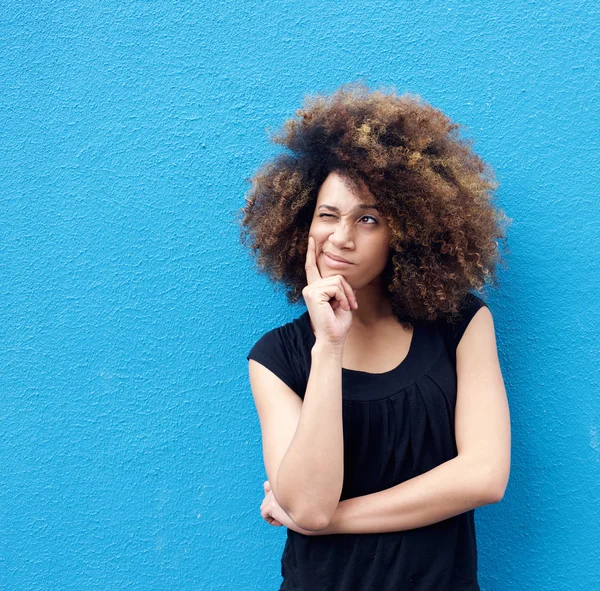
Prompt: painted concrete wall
<box><xmin>1</xmin><ymin>1</ymin><xmax>598</xmax><ymax>589</ymax></box>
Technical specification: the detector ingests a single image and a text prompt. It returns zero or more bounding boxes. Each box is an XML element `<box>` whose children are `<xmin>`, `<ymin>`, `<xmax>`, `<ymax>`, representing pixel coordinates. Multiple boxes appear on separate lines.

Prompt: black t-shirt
<box><xmin>247</xmin><ymin>293</ymin><xmax>488</xmax><ymax>591</ymax></box>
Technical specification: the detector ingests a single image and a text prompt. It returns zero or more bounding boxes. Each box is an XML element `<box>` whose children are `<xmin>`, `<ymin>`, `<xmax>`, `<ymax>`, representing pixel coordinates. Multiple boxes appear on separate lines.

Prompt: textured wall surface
<box><xmin>1</xmin><ymin>1</ymin><xmax>598</xmax><ymax>590</ymax></box>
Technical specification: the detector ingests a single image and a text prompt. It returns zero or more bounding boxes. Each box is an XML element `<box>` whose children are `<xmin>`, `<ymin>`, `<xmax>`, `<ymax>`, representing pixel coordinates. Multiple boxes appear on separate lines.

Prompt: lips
<box><xmin>324</xmin><ymin>251</ymin><xmax>352</xmax><ymax>264</ymax></box>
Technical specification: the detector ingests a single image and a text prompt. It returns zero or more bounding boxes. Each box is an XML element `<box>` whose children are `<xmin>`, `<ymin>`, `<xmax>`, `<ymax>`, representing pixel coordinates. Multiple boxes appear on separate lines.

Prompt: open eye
<box><xmin>360</xmin><ymin>215</ymin><xmax>378</xmax><ymax>224</ymax></box>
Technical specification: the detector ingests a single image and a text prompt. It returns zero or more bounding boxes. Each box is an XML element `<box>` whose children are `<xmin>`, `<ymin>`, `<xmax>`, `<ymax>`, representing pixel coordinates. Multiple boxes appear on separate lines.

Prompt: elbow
<box><xmin>288</xmin><ymin>507</ymin><xmax>331</xmax><ymax>532</ymax></box>
<box><xmin>296</xmin><ymin>514</ymin><xmax>331</xmax><ymax>532</ymax></box>
<box><xmin>484</xmin><ymin>481</ymin><xmax>506</xmax><ymax>504</ymax></box>
<box><xmin>275</xmin><ymin>480</ymin><xmax>336</xmax><ymax>531</ymax></box>
<box><xmin>276</xmin><ymin>493</ymin><xmax>332</xmax><ymax>532</ymax></box>
<box><xmin>482</xmin><ymin>466</ymin><xmax>510</xmax><ymax>505</ymax></box>
<box><xmin>462</xmin><ymin>453</ymin><xmax>510</xmax><ymax>506</ymax></box>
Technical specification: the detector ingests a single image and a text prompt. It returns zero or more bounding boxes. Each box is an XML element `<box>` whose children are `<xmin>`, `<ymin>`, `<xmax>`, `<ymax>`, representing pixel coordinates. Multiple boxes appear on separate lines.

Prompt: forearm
<box><xmin>312</xmin><ymin>454</ymin><xmax>499</xmax><ymax>535</ymax></box>
<box><xmin>276</xmin><ymin>341</ymin><xmax>345</xmax><ymax>529</ymax></box>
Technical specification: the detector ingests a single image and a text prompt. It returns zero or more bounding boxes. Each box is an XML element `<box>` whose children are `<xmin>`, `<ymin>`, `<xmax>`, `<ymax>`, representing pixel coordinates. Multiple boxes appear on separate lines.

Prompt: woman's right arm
<box><xmin>249</xmin><ymin>236</ymin><xmax>356</xmax><ymax>531</ymax></box>
<box><xmin>274</xmin><ymin>339</ymin><xmax>345</xmax><ymax>530</ymax></box>
<box><xmin>248</xmin><ymin>338</ymin><xmax>346</xmax><ymax>532</ymax></box>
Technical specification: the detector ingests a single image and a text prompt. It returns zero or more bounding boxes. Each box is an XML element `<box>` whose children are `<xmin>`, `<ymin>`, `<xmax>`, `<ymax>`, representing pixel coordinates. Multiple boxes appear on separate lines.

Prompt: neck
<box><xmin>351</xmin><ymin>283</ymin><xmax>394</xmax><ymax>328</ymax></box>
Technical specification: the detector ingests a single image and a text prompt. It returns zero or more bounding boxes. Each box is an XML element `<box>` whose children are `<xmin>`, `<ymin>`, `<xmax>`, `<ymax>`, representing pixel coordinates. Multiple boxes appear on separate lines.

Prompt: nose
<box><xmin>328</xmin><ymin>219</ymin><xmax>355</xmax><ymax>249</ymax></box>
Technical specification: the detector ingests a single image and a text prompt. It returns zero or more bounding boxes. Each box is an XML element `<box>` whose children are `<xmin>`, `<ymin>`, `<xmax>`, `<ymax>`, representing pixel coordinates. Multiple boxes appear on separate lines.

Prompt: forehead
<box><xmin>317</xmin><ymin>171</ymin><xmax>378</xmax><ymax>209</ymax></box>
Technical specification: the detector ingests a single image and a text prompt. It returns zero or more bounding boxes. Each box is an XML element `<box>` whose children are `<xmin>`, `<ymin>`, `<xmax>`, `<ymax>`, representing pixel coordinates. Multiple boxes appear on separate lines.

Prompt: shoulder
<box><xmin>437</xmin><ymin>292</ymin><xmax>490</xmax><ymax>353</ymax></box>
<box><xmin>457</xmin><ymin>292</ymin><xmax>488</xmax><ymax>314</ymax></box>
<box><xmin>246</xmin><ymin>312</ymin><xmax>310</xmax><ymax>396</ymax></box>
<box><xmin>247</xmin><ymin>312</ymin><xmax>308</xmax><ymax>360</ymax></box>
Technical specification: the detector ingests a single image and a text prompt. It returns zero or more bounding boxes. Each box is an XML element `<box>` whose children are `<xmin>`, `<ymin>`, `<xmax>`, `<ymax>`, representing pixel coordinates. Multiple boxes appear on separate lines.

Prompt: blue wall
<box><xmin>1</xmin><ymin>2</ymin><xmax>598</xmax><ymax>589</ymax></box>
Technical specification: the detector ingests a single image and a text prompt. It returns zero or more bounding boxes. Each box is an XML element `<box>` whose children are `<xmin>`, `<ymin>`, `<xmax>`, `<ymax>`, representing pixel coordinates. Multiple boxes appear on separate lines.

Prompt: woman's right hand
<box><xmin>302</xmin><ymin>235</ymin><xmax>358</xmax><ymax>346</ymax></box>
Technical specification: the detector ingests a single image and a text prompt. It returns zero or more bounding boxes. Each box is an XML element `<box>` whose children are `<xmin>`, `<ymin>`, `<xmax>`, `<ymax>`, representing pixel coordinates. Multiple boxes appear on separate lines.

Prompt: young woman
<box><xmin>239</xmin><ymin>82</ymin><xmax>511</xmax><ymax>591</ymax></box>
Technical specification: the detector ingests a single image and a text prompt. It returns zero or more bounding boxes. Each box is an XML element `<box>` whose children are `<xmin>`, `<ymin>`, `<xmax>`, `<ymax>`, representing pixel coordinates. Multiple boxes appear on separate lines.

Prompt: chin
<box><xmin>323</xmin><ymin>266</ymin><xmax>356</xmax><ymax>285</ymax></box>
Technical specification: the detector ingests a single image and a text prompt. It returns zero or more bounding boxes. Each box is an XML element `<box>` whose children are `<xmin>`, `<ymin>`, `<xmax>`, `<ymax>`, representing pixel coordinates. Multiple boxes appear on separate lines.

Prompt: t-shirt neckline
<box><xmin>300</xmin><ymin>311</ymin><xmax>420</xmax><ymax>378</ymax></box>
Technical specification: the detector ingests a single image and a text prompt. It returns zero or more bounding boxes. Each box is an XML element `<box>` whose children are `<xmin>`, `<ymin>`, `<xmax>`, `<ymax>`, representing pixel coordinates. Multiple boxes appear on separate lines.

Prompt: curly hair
<box><xmin>238</xmin><ymin>82</ymin><xmax>511</xmax><ymax>328</ymax></box>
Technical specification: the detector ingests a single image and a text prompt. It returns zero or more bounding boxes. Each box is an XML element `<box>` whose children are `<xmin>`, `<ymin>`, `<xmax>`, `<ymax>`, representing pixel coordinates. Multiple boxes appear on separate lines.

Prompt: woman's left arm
<box><xmin>302</xmin><ymin>306</ymin><xmax>512</xmax><ymax>536</ymax></box>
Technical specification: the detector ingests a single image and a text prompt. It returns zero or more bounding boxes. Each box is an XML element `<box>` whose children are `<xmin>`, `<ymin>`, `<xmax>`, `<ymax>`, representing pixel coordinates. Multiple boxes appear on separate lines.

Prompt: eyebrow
<box><xmin>318</xmin><ymin>204</ymin><xmax>380</xmax><ymax>213</ymax></box>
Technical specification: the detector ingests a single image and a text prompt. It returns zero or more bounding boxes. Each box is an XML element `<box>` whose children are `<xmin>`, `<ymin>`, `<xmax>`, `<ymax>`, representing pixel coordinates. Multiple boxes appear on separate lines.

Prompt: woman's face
<box><xmin>308</xmin><ymin>171</ymin><xmax>391</xmax><ymax>290</ymax></box>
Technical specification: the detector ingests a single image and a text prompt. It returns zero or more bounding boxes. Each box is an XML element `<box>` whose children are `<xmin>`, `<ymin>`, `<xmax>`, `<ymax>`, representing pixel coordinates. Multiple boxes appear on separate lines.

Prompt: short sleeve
<box><xmin>447</xmin><ymin>293</ymin><xmax>488</xmax><ymax>349</ymax></box>
<box><xmin>438</xmin><ymin>293</ymin><xmax>489</xmax><ymax>359</ymax></box>
<box><xmin>247</xmin><ymin>327</ymin><xmax>301</xmax><ymax>395</ymax></box>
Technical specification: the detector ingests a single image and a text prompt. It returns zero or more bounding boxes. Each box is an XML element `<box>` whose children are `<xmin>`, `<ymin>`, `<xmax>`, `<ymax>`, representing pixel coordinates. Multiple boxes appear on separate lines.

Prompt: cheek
<box><xmin>368</xmin><ymin>243</ymin><xmax>392</xmax><ymax>266</ymax></box>
<box><xmin>307</xmin><ymin>234</ymin><xmax>324</xmax><ymax>260</ymax></box>
<box><xmin>308</xmin><ymin>231</ymin><xmax>325</xmax><ymax>249</ymax></box>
